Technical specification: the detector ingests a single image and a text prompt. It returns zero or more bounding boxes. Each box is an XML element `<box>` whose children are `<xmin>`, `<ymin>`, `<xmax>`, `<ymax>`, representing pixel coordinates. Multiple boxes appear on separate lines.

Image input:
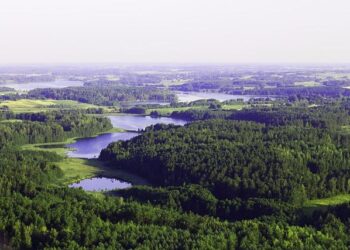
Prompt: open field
<box><xmin>55</xmin><ymin>158</ymin><xmax>150</xmax><ymax>186</ymax></box>
<box><xmin>160</xmin><ymin>79</ymin><xmax>189</xmax><ymax>86</ymax></box>
<box><xmin>147</xmin><ymin>104</ymin><xmax>247</xmax><ymax>116</ymax></box>
<box><xmin>302</xmin><ymin>194</ymin><xmax>350</xmax><ymax>216</ymax></box>
<box><xmin>21</xmin><ymin>127</ymin><xmax>124</xmax><ymax>156</ymax></box>
<box><xmin>0</xmin><ymin>99</ymin><xmax>106</xmax><ymax>113</ymax></box>
<box><xmin>221</xmin><ymin>104</ymin><xmax>246</xmax><ymax>110</ymax></box>
<box><xmin>0</xmin><ymin>91</ymin><xmax>18</xmax><ymax>96</ymax></box>
<box><xmin>146</xmin><ymin>106</ymin><xmax>205</xmax><ymax>115</ymax></box>
<box><xmin>294</xmin><ymin>81</ymin><xmax>321</xmax><ymax>87</ymax></box>
<box><xmin>22</xmin><ymin>132</ymin><xmax>148</xmax><ymax>188</ymax></box>
<box><xmin>304</xmin><ymin>194</ymin><xmax>350</xmax><ymax>208</ymax></box>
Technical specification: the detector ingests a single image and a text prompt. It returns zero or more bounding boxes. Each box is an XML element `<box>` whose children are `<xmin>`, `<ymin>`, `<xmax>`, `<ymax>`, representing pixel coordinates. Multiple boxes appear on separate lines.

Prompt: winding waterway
<box><xmin>67</xmin><ymin>115</ymin><xmax>187</xmax><ymax>159</ymax></box>
<box><xmin>67</xmin><ymin>114</ymin><xmax>187</xmax><ymax>191</ymax></box>
<box><xmin>69</xmin><ymin>177</ymin><xmax>132</xmax><ymax>191</ymax></box>
<box><xmin>3</xmin><ymin>79</ymin><xmax>83</xmax><ymax>91</ymax></box>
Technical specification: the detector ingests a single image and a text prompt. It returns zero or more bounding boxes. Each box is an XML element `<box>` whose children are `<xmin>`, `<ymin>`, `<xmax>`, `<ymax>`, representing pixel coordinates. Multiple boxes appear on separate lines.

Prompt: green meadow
<box><xmin>0</xmin><ymin>99</ymin><xmax>105</xmax><ymax>113</ymax></box>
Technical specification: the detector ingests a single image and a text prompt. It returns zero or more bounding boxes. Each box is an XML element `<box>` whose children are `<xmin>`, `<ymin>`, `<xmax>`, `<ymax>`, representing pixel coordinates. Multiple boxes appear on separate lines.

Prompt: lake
<box><xmin>69</xmin><ymin>177</ymin><xmax>132</xmax><ymax>191</ymax></box>
<box><xmin>108</xmin><ymin>115</ymin><xmax>187</xmax><ymax>131</ymax></box>
<box><xmin>67</xmin><ymin>132</ymin><xmax>137</xmax><ymax>158</ymax></box>
<box><xmin>2</xmin><ymin>79</ymin><xmax>83</xmax><ymax>91</ymax></box>
<box><xmin>176</xmin><ymin>91</ymin><xmax>263</xmax><ymax>102</ymax></box>
<box><xmin>67</xmin><ymin>115</ymin><xmax>187</xmax><ymax>159</ymax></box>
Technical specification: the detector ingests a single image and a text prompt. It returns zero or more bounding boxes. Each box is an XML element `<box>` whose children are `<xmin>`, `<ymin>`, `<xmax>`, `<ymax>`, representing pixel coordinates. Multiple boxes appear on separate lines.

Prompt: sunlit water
<box><xmin>67</xmin><ymin>132</ymin><xmax>137</xmax><ymax>158</ymax></box>
<box><xmin>3</xmin><ymin>79</ymin><xmax>83</xmax><ymax>91</ymax></box>
<box><xmin>69</xmin><ymin>177</ymin><xmax>132</xmax><ymax>191</ymax></box>
<box><xmin>67</xmin><ymin>115</ymin><xmax>187</xmax><ymax>159</ymax></box>
<box><xmin>176</xmin><ymin>91</ymin><xmax>265</xmax><ymax>102</ymax></box>
<box><xmin>108</xmin><ymin>115</ymin><xmax>187</xmax><ymax>131</ymax></box>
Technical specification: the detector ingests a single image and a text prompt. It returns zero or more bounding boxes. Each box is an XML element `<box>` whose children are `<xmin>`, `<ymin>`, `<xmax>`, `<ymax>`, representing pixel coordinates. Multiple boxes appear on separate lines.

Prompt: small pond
<box><xmin>108</xmin><ymin>115</ymin><xmax>187</xmax><ymax>131</ymax></box>
<box><xmin>67</xmin><ymin>132</ymin><xmax>137</xmax><ymax>158</ymax></box>
<box><xmin>176</xmin><ymin>91</ymin><xmax>271</xmax><ymax>102</ymax></box>
<box><xmin>3</xmin><ymin>79</ymin><xmax>83</xmax><ymax>91</ymax></box>
<box><xmin>69</xmin><ymin>177</ymin><xmax>132</xmax><ymax>191</ymax></box>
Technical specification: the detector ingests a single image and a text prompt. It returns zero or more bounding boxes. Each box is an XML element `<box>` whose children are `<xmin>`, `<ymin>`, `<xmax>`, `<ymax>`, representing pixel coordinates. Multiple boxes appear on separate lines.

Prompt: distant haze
<box><xmin>1</xmin><ymin>0</ymin><xmax>350</xmax><ymax>64</ymax></box>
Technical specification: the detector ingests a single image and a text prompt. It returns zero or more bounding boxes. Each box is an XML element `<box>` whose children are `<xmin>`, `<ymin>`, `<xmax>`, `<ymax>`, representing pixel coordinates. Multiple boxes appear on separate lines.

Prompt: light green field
<box><xmin>302</xmin><ymin>194</ymin><xmax>350</xmax><ymax>216</ymax></box>
<box><xmin>56</xmin><ymin>158</ymin><xmax>150</xmax><ymax>186</ymax></box>
<box><xmin>147</xmin><ymin>103</ymin><xmax>247</xmax><ymax>115</ymax></box>
<box><xmin>243</xmin><ymin>86</ymin><xmax>255</xmax><ymax>90</ymax></box>
<box><xmin>22</xmin><ymin>138</ymin><xmax>76</xmax><ymax>157</ymax></box>
<box><xmin>0</xmin><ymin>91</ymin><xmax>17</xmax><ymax>96</ymax></box>
<box><xmin>221</xmin><ymin>104</ymin><xmax>246</xmax><ymax>110</ymax></box>
<box><xmin>160</xmin><ymin>79</ymin><xmax>189</xmax><ymax>86</ymax></box>
<box><xmin>22</xmin><ymin>129</ymin><xmax>148</xmax><ymax>188</ymax></box>
<box><xmin>0</xmin><ymin>99</ymin><xmax>103</xmax><ymax>113</ymax></box>
<box><xmin>0</xmin><ymin>119</ymin><xmax>22</xmax><ymax>123</ymax></box>
<box><xmin>294</xmin><ymin>81</ymin><xmax>321</xmax><ymax>87</ymax></box>
<box><xmin>21</xmin><ymin>127</ymin><xmax>124</xmax><ymax>156</ymax></box>
<box><xmin>147</xmin><ymin>106</ymin><xmax>206</xmax><ymax>115</ymax></box>
<box><xmin>304</xmin><ymin>194</ymin><xmax>350</xmax><ymax>208</ymax></box>
<box><xmin>341</xmin><ymin>125</ymin><xmax>350</xmax><ymax>134</ymax></box>
<box><xmin>316</xmin><ymin>72</ymin><xmax>350</xmax><ymax>80</ymax></box>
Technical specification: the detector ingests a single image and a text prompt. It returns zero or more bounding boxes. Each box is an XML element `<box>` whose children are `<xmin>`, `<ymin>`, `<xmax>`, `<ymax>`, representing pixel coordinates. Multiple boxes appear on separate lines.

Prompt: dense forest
<box><xmin>3</xmin><ymin>85</ymin><xmax>350</xmax><ymax>248</ymax></box>
<box><xmin>99</xmin><ymin>119</ymin><xmax>350</xmax><ymax>202</ymax></box>
<box><xmin>0</xmin><ymin>110</ymin><xmax>112</xmax><ymax>148</ymax></box>
<box><xmin>1</xmin><ymin>146</ymin><xmax>350</xmax><ymax>249</ymax></box>
<box><xmin>26</xmin><ymin>85</ymin><xmax>177</xmax><ymax>105</ymax></box>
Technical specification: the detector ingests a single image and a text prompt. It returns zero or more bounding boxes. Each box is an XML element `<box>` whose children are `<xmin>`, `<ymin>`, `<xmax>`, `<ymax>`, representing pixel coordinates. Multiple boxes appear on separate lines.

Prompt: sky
<box><xmin>0</xmin><ymin>0</ymin><xmax>350</xmax><ymax>64</ymax></box>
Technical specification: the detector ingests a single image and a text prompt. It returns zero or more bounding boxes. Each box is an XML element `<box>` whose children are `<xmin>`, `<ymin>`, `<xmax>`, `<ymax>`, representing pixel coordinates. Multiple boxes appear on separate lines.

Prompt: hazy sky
<box><xmin>1</xmin><ymin>0</ymin><xmax>350</xmax><ymax>64</ymax></box>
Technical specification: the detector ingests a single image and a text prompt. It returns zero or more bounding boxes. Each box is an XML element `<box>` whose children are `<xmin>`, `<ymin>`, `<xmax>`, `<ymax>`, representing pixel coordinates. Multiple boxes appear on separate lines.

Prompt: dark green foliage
<box><xmin>26</xmin><ymin>86</ymin><xmax>177</xmax><ymax>106</ymax></box>
<box><xmin>0</xmin><ymin>149</ymin><xmax>347</xmax><ymax>249</ymax></box>
<box><xmin>0</xmin><ymin>110</ymin><xmax>112</xmax><ymax>148</ymax></box>
<box><xmin>3</xmin><ymin>98</ymin><xmax>350</xmax><ymax>248</ymax></box>
<box><xmin>100</xmin><ymin>119</ymin><xmax>350</xmax><ymax>201</ymax></box>
<box><xmin>115</xmin><ymin>185</ymin><xmax>296</xmax><ymax>221</ymax></box>
<box><xmin>123</xmin><ymin>107</ymin><xmax>146</xmax><ymax>114</ymax></box>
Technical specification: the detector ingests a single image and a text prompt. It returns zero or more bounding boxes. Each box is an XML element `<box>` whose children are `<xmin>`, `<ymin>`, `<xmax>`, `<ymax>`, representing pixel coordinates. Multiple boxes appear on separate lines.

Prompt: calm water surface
<box><xmin>69</xmin><ymin>177</ymin><xmax>132</xmax><ymax>191</ymax></box>
<box><xmin>67</xmin><ymin>132</ymin><xmax>137</xmax><ymax>158</ymax></box>
<box><xmin>3</xmin><ymin>79</ymin><xmax>83</xmax><ymax>91</ymax></box>
<box><xmin>108</xmin><ymin>115</ymin><xmax>187</xmax><ymax>131</ymax></box>
<box><xmin>67</xmin><ymin>115</ymin><xmax>187</xmax><ymax>159</ymax></box>
<box><xmin>67</xmin><ymin>115</ymin><xmax>187</xmax><ymax>190</ymax></box>
<box><xmin>176</xmin><ymin>91</ymin><xmax>267</xmax><ymax>102</ymax></box>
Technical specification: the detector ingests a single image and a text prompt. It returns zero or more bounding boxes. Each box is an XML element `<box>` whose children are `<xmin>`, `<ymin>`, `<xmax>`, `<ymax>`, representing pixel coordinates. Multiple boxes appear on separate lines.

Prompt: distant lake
<box><xmin>120</xmin><ymin>101</ymin><xmax>170</xmax><ymax>107</ymax></box>
<box><xmin>67</xmin><ymin>115</ymin><xmax>187</xmax><ymax>159</ymax></box>
<box><xmin>108</xmin><ymin>115</ymin><xmax>187</xmax><ymax>131</ymax></box>
<box><xmin>69</xmin><ymin>177</ymin><xmax>132</xmax><ymax>191</ymax></box>
<box><xmin>67</xmin><ymin>132</ymin><xmax>137</xmax><ymax>158</ymax></box>
<box><xmin>2</xmin><ymin>79</ymin><xmax>83</xmax><ymax>91</ymax></box>
<box><xmin>176</xmin><ymin>91</ymin><xmax>263</xmax><ymax>102</ymax></box>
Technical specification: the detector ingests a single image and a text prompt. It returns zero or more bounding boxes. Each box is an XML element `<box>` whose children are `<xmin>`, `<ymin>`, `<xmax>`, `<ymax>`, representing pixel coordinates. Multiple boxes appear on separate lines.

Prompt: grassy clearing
<box><xmin>55</xmin><ymin>158</ymin><xmax>150</xmax><ymax>186</ymax></box>
<box><xmin>0</xmin><ymin>91</ymin><xmax>18</xmax><ymax>95</ymax></box>
<box><xmin>221</xmin><ymin>104</ymin><xmax>246</xmax><ymax>110</ymax></box>
<box><xmin>22</xmin><ymin>131</ymin><xmax>149</xmax><ymax>187</ymax></box>
<box><xmin>294</xmin><ymin>81</ymin><xmax>321</xmax><ymax>87</ymax></box>
<box><xmin>160</xmin><ymin>79</ymin><xmax>189</xmax><ymax>86</ymax></box>
<box><xmin>146</xmin><ymin>106</ymin><xmax>206</xmax><ymax>116</ymax></box>
<box><xmin>0</xmin><ymin>119</ymin><xmax>22</xmax><ymax>123</ymax></box>
<box><xmin>0</xmin><ymin>99</ymin><xmax>103</xmax><ymax>113</ymax></box>
<box><xmin>146</xmin><ymin>103</ymin><xmax>247</xmax><ymax>115</ymax></box>
<box><xmin>304</xmin><ymin>194</ymin><xmax>350</xmax><ymax>208</ymax></box>
<box><xmin>22</xmin><ymin>139</ymin><xmax>76</xmax><ymax>157</ymax></box>
<box><xmin>21</xmin><ymin>127</ymin><xmax>124</xmax><ymax>156</ymax></box>
<box><xmin>340</xmin><ymin>125</ymin><xmax>350</xmax><ymax>134</ymax></box>
<box><xmin>302</xmin><ymin>194</ymin><xmax>350</xmax><ymax>216</ymax></box>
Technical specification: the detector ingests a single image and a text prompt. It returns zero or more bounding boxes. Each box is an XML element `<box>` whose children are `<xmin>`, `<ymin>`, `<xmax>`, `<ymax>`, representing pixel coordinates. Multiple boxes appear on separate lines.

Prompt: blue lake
<box><xmin>3</xmin><ymin>79</ymin><xmax>83</xmax><ymax>91</ymax></box>
<box><xmin>69</xmin><ymin>177</ymin><xmax>132</xmax><ymax>191</ymax></box>
<box><xmin>67</xmin><ymin>132</ymin><xmax>137</xmax><ymax>158</ymax></box>
<box><xmin>108</xmin><ymin>115</ymin><xmax>187</xmax><ymax>131</ymax></box>
<box><xmin>67</xmin><ymin>115</ymin><xmax>187</xmax><ymax>159</ymax></box>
